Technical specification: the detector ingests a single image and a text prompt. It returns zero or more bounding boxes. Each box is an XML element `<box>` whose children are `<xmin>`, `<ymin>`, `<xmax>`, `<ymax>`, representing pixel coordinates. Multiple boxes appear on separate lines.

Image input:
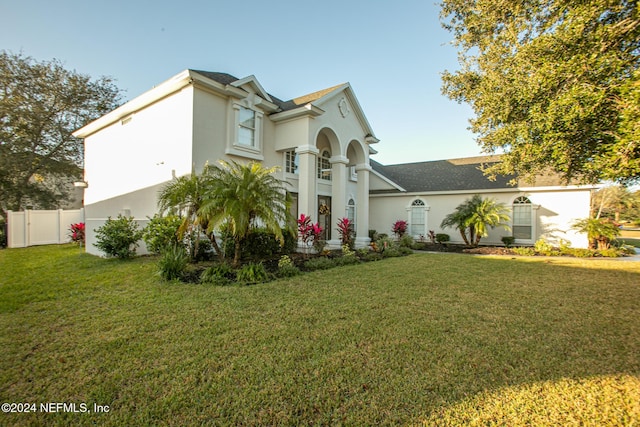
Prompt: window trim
<box><xmin>237</xmin><ymin>106</ymin><xmax>256</xmax><ymax>147</ymax></box>
<box><xmin>512</xmin><ymin>196</ymin><xmax>534</xmax><ymax>243</ymax></box>
<box><xmin>346</xmin><ymin>197</ymin><xmax>356</xmax><ymax>233</ymax></box>
<box><xmin>225</xmin><ymin>103</ymin><xmax>264</xmax><ymax>160</ymax></box>
<box><xmin>284</xmin><ymin>150</ymin><xmax>299</xmax><ymax>175</ymax></box>
<box><xmin>407</xmin><ymin>198</ymin><xmax>429</xmax><ymax>238</ymax></box>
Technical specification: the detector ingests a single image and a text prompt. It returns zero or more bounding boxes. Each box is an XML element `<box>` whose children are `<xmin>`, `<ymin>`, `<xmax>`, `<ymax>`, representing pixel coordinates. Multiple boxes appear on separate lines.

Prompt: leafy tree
<box><xmin>0</xmin><ymin>51</ymin><xmax>122</xmax><ymax>217</ymax></box>
<box><xmin>440</xmin><ymin>0</ymin><xmax>640</xmax><ymax>185</ymax></box>
<box><xmin>591</xmin><ymin>184</ymin><xmax>639</xmax><ymax>221</ymax></box>
<box><xmin>199</xmin><ymin>160</ymin><xmax>293</xmax><ymax>267</ymax></box>
<box><xmin>157</xmin><ymin>165</ymin><xmax>223</xmax><ymax>261</ymax></box>
<box><xmin>441</xmin><ymin>194</ymin><xmax>511</xmax><ymax>246</ymax></box>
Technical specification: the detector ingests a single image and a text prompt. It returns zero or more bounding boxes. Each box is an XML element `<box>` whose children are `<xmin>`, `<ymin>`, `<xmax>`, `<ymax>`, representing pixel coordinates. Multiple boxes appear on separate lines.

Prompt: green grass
<box><xmin>1</xmin><ymin>244</ymin><xmax>639</xmax><ymax>426</ymax></box>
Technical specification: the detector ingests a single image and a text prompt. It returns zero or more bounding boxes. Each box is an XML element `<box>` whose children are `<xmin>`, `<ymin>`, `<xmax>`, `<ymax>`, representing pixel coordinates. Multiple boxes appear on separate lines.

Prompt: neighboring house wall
<box><xmin>369</xmin><ymin>188</ymin><xmax>591</xmax><ymax>248</ymax></box>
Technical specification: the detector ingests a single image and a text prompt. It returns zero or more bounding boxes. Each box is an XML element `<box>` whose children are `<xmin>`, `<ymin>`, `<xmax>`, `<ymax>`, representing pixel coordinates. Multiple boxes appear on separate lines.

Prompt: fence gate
<box><xmin>6</xmin><ymin>209</ymin><xmax>84</xmax><ymax>248</ymax></box>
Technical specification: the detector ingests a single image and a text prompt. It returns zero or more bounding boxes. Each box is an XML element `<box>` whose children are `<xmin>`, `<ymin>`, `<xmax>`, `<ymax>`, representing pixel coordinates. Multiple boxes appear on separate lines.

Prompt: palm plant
<box><xmin>157</xmin><ymin>165</ymin><xmax>223</xmax><ymax>261</ymax></box>
<box><xmin>199</xmin><ymin>160</ymin><xmax>293</xmax><ymax>267</ymax></box>
<box><xmin>440</xmin><ymin>196</ymin><xmax>476</xmax><ymax>245</ymax></box>
<box><xmin>441</xmin><ymin>195</ymin><xmax>510</xmax><ymax>247</ymax></box>
<box><xmin>572</xmin><ymin>217</ymin><xmax>621</xmax><ymax>250</ymax></box>
<box><xmin>466</xmin><ymin>196</ymin><xmax>511</xmax><ymax>246</ymax></box>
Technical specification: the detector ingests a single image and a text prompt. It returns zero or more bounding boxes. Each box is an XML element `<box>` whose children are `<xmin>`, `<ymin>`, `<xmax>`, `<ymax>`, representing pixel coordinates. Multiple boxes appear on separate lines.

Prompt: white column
<box><xmin>355</xmin><ymin>163</ymin><xmax>371</xmax><ymax>248</ymax></box>
<box><xmin>295</xmin><ymin>144</ymin><xmax>318</xmax><ymax>221</ymax></box>
<box><xmin>329</xmin><ymin>155</ymin><xmax>349</xmax><ymax>247</ymax></box>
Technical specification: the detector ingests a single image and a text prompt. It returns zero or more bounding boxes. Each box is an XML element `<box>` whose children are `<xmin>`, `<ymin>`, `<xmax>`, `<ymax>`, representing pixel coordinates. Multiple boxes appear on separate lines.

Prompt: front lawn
<box><xmin>1</xmin><ymin>245</ymin><xmax>639</xmax><ymax>426</ymax></box>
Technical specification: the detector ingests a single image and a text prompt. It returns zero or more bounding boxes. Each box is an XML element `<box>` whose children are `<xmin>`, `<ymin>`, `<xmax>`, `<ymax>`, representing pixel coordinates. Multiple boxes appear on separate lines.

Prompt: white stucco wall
<box><xmin>84</xmin><ymin>86</ymin><xmax>194</xmax><ymax>206</ymax></box>
<box><xmin>82</xmin><ymin>86</ymin><xmax>195</xmax><ymax>255</ymax></box>
<box><xmin>369</xmin><ymin>188</ymin><xmax>591</xmax><ymax>248</ymax></box>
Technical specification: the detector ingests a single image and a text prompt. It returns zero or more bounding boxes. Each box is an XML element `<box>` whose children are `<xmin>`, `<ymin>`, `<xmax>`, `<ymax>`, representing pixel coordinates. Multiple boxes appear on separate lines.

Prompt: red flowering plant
<box><xmin>392</xmin><ymin>220</ymin><xmax>408</xmax><ymax>238</ymax></box>
<box><xmin>297</xmin><ymin>214</ymin><xmax>323</xmax><ymax>254</ymax></box>
<box><xmin>337</xmin><ymin>217</ymin><xmax>355</xmax><ymax>249</ymax></box>
<box><xmin>69</xmin><ymin>222</ymin><xmax>85</xmax><ymax>246</ymax></box>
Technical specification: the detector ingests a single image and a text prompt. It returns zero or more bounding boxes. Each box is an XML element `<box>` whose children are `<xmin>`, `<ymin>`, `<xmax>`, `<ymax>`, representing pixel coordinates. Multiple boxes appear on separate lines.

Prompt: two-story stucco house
<box><xmin>73</xmin><ymin>70</ymin><xmax>378</xmax><ymax>255</ymax></box>
<box><xmin>74</xmin><ymin>69</ymin><xmax>594</xmax><ymax>256</ymax></box>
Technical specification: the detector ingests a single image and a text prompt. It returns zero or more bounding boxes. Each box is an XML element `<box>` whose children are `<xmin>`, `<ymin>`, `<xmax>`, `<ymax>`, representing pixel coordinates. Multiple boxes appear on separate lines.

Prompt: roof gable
<box><xmin>229</xmin><ymin>75</ymin><xmax>272</xmax><ymax>102</ymax></box>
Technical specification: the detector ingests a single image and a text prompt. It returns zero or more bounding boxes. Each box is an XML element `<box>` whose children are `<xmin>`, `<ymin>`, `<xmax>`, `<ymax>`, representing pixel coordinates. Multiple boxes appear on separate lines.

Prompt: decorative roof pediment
<box><xmin>230</xmin><ymin>75</ymin><xmax>273</xmax><ymax>103</ymax></box>
<box><xmin>271</xmin><ymin>83</ymin><xmax>379</xmax><ymax>145</ymax></box>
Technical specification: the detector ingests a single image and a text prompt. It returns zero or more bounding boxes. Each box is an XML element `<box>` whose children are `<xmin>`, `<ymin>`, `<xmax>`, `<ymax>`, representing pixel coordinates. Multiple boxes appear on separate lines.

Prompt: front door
<box><xmin>318</xmin><ymin>196</ymin><xmax>331</xmax><ymax>241</ymax></box>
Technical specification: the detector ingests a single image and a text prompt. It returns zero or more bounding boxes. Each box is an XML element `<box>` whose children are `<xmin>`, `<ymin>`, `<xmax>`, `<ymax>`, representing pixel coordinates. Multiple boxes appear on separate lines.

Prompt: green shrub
<box><xmin>501</xmin><ymin>236</ymin><xmax>515</xmax><ymax>247</ymax></box>
<box><xmin>157</xmin><ymin>244</ymin><xmax>189</xmax><ymax>281</ymax></box>
<box><xmin>398</xmin><ymin>246</ymin><xmax>414</xmax><ymax>256</ymax></box>
<box><xmin>189</xmin><ymin>238</ymin><xmax>214</xmax><ymax>262</ymax></box>
<box><xmin>276</xmin><ymin>255</ymin><xmax>301</xmax><ymax>278</ymax></box>
<box><xmin>435</xmin><ymin>233</ymin><xmax>450</xmax><ymax>243</ymax></box>
<box><xmin>304</xmin><ymin>257</ymin><xmax>336</xmax><ymax>271</ymax></box>
<box><xmin>334</xmin><ymin>247</ymin><xmax>360</xmax><ymax>266</ymax></box>
<box><xmin>369</xmin><ymin>229</ymin><xmax>379</xmax><ymax>242</ymax></box>
<box><xmin>566</xmin><ymin>248</ymin><xmax>594</xmax><ymax>258</ymax></box>
<box><xmin>201</xmin><ymin>263</ymin><xmax>236</xmax><ymax>285</ymax></box>
<box><xmin>236</xmin><ymin>262</ymin><xmax>270</xmax><ymax>284</ymax></box>
<box><xmin>221</xmin><ymin>227</ymin><xmax>296</xmax><ymax>261</ymax></box>
<box><xmin>142</xmin><ymin>214</ymin><xmax>182</xmax><ymax>254</ymax></box>
<box><xmin>382</xmin><ymin>248</ymin><xmax>402</xmax><ymax>258</ymax></box>
<box><xmin>94</xmin><ymin>215</ymin><xmax>143</xmax><ymax>259</ymax></box>
<box><xmin>534</xmin><ymin>239</ymin><xmax>554</xmax><ymax>255</ymax></box>
<box><xmin>533</xmin><ymin>239</ymin><xmax>562</xmax><ymax>256</ymax></box>
<box><xmin>411</xmin><ymin>242</ymin><xmax>429</xmax><ymax>250</ymax></box>
<box><xmin>376</xmin><ymin>236</ymin><xmax>397</xmax><ymax>252</ymax></box>
<box><xmin>513</xmin><ymin>246</ymin><xmax>536</xmax><ymax>256</ymax></box>
<box><xmin>597</xmin><ymin>248</ymin><xmax>623</xmax><ymax>258</ymax></box>
<box><xmin>398</xmin><ymin>234</ymin><xmax>415</xmax><ymax>248</ymax></box>
<box><xmin>313</xmin><ymin>239</ymin><xmax>327</xmax><ymax>254</ymax></box>
<box><xmin>361</xmin><ymin>252</ymin><xmax>383</xmax><ymax>262</ymax></box>
<box><xmin>356</xmin><ymin>248</ymin><xmax>370</xmax><ymax>257</ymax></box>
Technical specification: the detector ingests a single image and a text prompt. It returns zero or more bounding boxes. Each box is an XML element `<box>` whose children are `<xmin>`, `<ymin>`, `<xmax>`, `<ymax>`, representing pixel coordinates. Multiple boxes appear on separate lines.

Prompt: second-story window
<box><xmin>285</xmin><ymin>150</ymin><xmax>299</xmax><ymax>174</ymax></box>
<box><xmin>237</xmin><ymin>106</ymin><xmax>255</xmax><ymax>147</ymax></box>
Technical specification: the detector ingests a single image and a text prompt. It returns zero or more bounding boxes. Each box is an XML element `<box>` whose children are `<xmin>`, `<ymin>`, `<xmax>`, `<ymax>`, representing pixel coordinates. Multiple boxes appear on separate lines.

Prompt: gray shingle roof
<box><xmin>190</xmin><ymin>70</ymin><xmax>340</xmax><ymax>112</ymax></box>
<box><xmin>371</xmin><ymin>156</ymin><xmax>537</xmax><ymax>193</ymax></box>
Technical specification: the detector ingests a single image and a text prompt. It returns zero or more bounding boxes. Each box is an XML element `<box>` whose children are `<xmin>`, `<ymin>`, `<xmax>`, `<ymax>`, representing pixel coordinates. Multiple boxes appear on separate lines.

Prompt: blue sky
<box><xmin>1</xmin><ymin>0</ymin><xmax>481</xmax><ymax>165</ymax></box>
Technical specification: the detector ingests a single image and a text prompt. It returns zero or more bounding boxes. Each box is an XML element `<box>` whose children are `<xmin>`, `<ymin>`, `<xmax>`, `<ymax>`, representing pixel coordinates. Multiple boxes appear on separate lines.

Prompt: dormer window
<box><xmin>237</xmin><ymin>106</ymin><xmax>256</xmax><ymax>147</ymax></box>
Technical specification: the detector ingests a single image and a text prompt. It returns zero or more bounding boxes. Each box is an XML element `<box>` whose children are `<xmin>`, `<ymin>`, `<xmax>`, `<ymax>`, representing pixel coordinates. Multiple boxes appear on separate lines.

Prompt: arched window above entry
<box><xmin>317</xmin><ymin>150</ymin><xmax>331</xmax><ymax>180</ymax></box>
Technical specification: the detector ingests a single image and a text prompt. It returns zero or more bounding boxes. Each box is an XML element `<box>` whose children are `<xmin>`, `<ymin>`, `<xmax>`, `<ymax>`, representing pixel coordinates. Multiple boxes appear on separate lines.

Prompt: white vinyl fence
<box><xmin>6</xmin><ymin>209</ymin><xmax>84</xmax><ymax>248</ymax></box>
